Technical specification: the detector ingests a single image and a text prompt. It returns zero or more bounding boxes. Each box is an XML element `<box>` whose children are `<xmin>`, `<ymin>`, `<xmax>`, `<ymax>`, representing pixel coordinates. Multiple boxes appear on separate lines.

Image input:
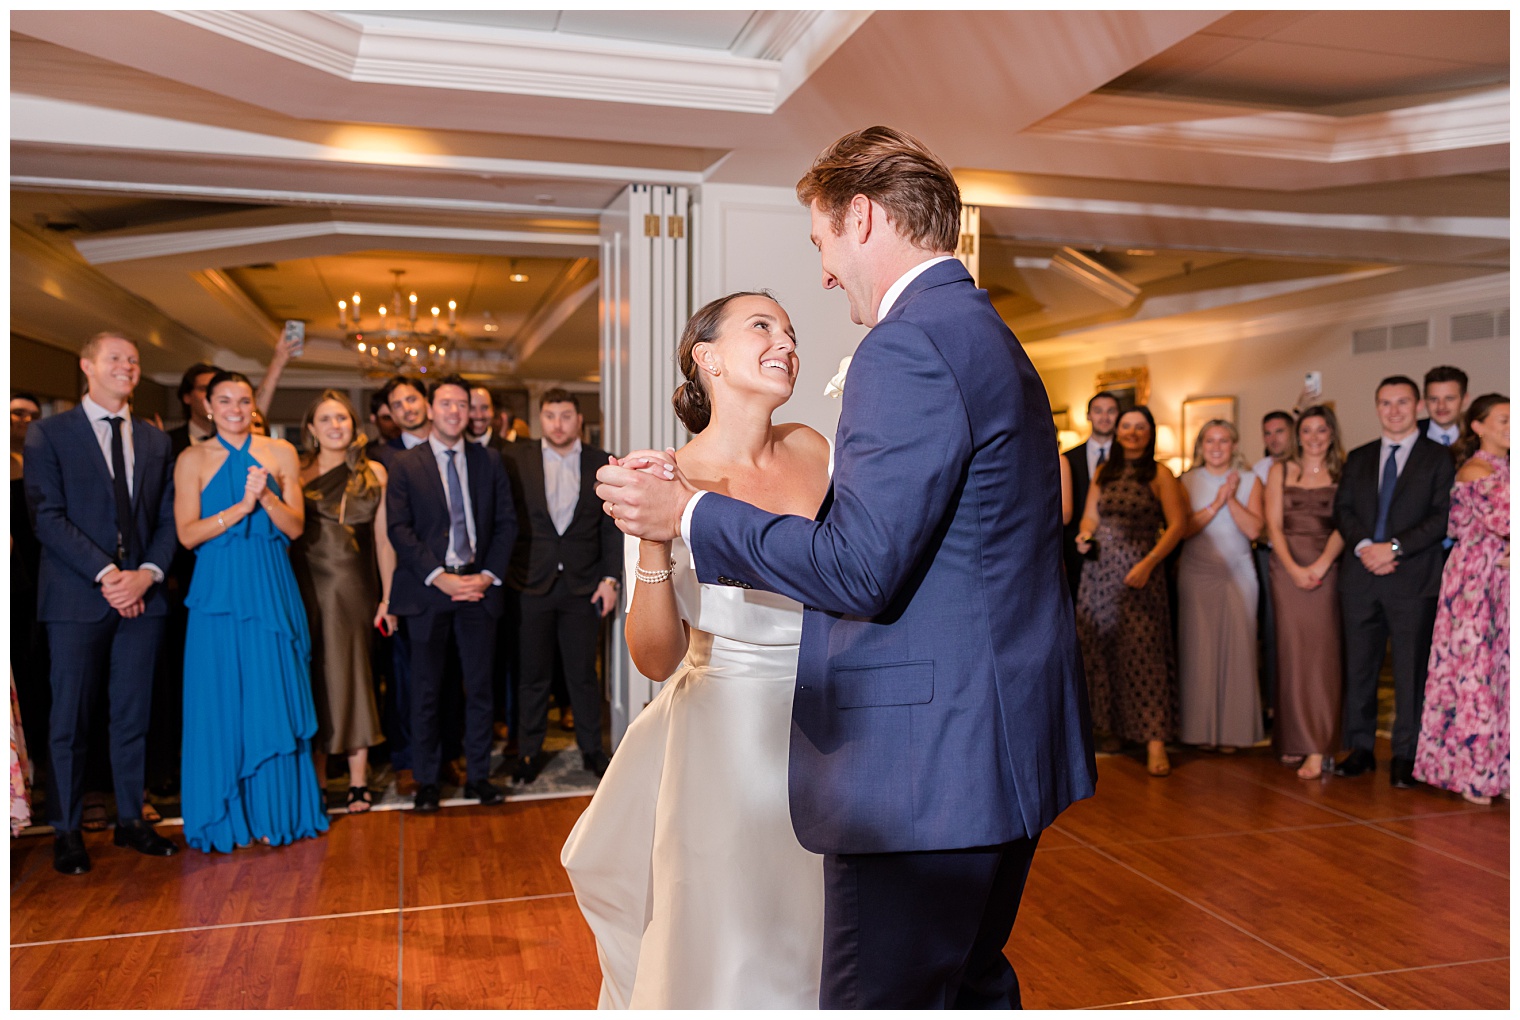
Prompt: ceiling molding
<box><xmin>1033</xmin><ymin>87</ymin><xmax>1508</xmax><ymax>164</ymax></box>
<box><xmin>11</xmin><ymin>94</ymin><xmax>705</xmax><ymax>186</ymax></box>
<box><xmin>511</xmin><ymin>258</ymin><xmax>601</xmax><ymax>365</ymax></box>
<box><xmin>74</xmin><ymin>220</ymin><xmax>599</xmax><ymax>267</ymax></box>
<box><xmin>1027</xmin><ymin>271</ymin><xmax>1509</xmax><ymax>370</ymax></box>
<box><xmin>161</xmin><ymin>9</ymin><xmax>870</xmax><ymax>115</ymax></box>
<box><xmin>10</xmin><ymin>175</ymin><xmax>608</xmax><ymax>221</ymax></box>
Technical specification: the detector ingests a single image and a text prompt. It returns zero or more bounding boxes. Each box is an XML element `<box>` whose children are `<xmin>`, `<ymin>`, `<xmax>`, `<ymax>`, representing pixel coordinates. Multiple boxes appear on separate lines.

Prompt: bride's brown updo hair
<box><xmin>673</xmin><ymin>290</ymin><xmax>777</xmax><ymax>434</ymax></box>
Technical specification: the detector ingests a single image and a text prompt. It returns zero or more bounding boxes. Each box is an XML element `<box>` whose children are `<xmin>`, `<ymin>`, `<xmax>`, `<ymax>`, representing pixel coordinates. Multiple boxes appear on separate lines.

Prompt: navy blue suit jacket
<box><xmin>24</xmin><ymin>405</ymin><xmax>178</xmax><ymax>623</ymax></box>
<box><xmin>690</xmin><ymin>259</ymin><xmax>1097</xmax><ymax>855</ymax></box>
<box><xmin>385</xmin><ymin>440</ymin><xmax>516</xmax><ymax>618</ymax></box>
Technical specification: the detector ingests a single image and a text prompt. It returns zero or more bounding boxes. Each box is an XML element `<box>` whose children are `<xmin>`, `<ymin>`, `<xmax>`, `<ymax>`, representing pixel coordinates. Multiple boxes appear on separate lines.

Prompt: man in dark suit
<box><xmin>467</xmin><ymin>385</ymin><xmax>511</xmax><ymax>453</ymax></box>
<box><xmin>1061</xmin><ymin>390</ymin><xmax>1119</xmax><ymax>601</ymax></box>
<box><xmin>1333</xmin><ymin>375</ymin><xmax>1455</xmax><ymax>787</ymax></box>
<box><xmin>503</xmin><ymin>389</ymin><xmax>622</xmax><ymax>782</ymax></box>
<box><xmin>600</xmin><ymin>126</ymin><xmax>1095</xmax><ymax>1008</ymax></box>
<box><xmin>24</xmin><ymin>332</ymin><xmax>181</xmax><ymax>873</ymax></box>
<box><xmin>385</xmin><ymin>374</ymin><xmax>516</xmax><ymax>812</ymax></box>
<box><xmin>1416</xmin><ymin>364</ymin><xmax>1468</xmax><ymax>449</ymax></box>
<box><xmin>165</xmin><ymin>362</ymin><xmax>219</xmax><ymax>458</ymax></box>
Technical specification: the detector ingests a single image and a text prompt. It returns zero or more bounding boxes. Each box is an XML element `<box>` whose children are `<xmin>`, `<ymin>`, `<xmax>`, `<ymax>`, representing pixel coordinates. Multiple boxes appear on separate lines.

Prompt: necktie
<box><xmin>1096</xmin><ymin>445</ymin><xmax>1108</xmax><ymax>467</ymax></box>
<box><xmin>1372</xmin><ymin>444</ymin><xmax>1399</xmax><ymax>543</ymax></box>
<box><xmin>444</xmin><ymin>449</ymin><xmax>475</xmax><ymax>565</ymax></box>
<box><xmin>106</xmin><ymin>416</ymin><xmax>139</xmax><ymax>568</ymax></box>
<box><xmin>1440</xmin><ymin>432</ymin><xmax>1452</xmax><ymax>446</ymax></box>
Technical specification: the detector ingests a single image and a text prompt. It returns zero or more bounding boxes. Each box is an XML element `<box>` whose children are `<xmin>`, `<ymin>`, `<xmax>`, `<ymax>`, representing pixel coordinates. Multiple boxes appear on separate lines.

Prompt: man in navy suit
<box><xmin>1061</xmin><ymin>391</ymin><xmax>1119</xmax><ymax>601</ymax></box>
<box><xmin>386</xmin><ymin>374</ymin><xmax>517</xmax><ymax>812</ymax></box>
<box><xmin>24</xmin><ymin>332</ymin><xmax>181</xmax><ymax>873</ymax></box>
<box><xmin>599</xmin><ymin>126</ymin><xmax>1096</xmax><ymax>1008</ymax></box>
<box><xmin>1333</xmin><ymin>376</ymin><xmax>1454</xmax><ymax>787</ymax></box>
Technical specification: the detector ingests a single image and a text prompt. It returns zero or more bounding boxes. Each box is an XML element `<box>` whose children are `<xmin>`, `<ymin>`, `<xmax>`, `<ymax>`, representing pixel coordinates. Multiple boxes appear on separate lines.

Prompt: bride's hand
<box><xmin>618</xmin><ymin>448</ymin><xmax>678</xmax><ymax>478</ymax></box>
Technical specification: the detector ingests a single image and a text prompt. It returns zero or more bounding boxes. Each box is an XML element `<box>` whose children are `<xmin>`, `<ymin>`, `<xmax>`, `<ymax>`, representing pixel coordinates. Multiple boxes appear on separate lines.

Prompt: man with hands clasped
<box><xmin>24</xmin><ymin>331</ymin><xmax>181</xmax><ymax>874</ymax></box>
<box><xmin>386</xmin><ymin>375</ymin><xmax>516</xmax><ymax>813</ymax></box>
<box><xmin>1333</xmin><ymin>376</ymin><xmax>1454</xmax><ymax>787</ymax></box>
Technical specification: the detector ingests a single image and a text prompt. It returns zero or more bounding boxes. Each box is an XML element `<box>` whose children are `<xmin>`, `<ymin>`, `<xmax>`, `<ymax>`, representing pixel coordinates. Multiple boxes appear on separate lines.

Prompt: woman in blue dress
<box><xmin>172</xmin><ymin>370</ymin><xmax>328</xmax><ymax>852</ymax></box>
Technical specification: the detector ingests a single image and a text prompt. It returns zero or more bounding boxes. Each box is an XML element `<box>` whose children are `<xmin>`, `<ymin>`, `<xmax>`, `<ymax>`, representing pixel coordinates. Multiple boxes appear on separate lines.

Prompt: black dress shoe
<box><xmin>582</xmin><ymin>750</ymin><xmax>610</xmax><ymax>779</ymax></box>
<box><xmin>463</xmin><ymin>779</ymin><xmax>505</xmax><ymax>805</ymax></box>
<box><xmin>53</xmin><ymin>830</ymin><xmax>91</xmax><ymax>875</ymax></box>
<box><xmin>511</xmin><ymin>756</ymin><xmax>542</xmax><ymax>784</ymax></box>
<box><xmin>1390</xmin><ymin>756</ymin><xmax>1419</xmax><ymax>789</ymax></box>
<box><xmin>114</xmin><ymin>818</ymin><xmax>180</xmax><ymax>857</ymax></box>
<box><xmin>413</xmin><ymin>784</ymin><xmax>441</xmax><ymax>813</ymax></box>
<box><xmin>1333</xmin><ymin>749</ymin><xmax>1376</xmax><ymax>778</ymax></box>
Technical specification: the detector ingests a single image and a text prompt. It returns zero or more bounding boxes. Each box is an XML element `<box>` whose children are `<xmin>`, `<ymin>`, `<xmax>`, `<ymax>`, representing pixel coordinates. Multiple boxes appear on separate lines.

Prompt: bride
<box><xmin>561</xmin><ymin>291</ymin><xmax>832</xmax><ymax>1009</ymax></box>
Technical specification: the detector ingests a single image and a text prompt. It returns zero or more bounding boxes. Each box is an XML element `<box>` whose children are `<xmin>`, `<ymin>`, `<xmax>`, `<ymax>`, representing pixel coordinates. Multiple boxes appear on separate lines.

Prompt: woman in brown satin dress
<box><xmin>1074</xmin><ymin>406</ymin><xmax>1190</xmax><ymax>777</ymax></box>
<box><xmin>1264</xmin><ymin>405</ymin><xmax>1346</xmax><ymax>780</ymax></box>
<box><xmin>290</xmin><ymin>391</ymin><xmax>395</xmax><ymax>812</ymax></box>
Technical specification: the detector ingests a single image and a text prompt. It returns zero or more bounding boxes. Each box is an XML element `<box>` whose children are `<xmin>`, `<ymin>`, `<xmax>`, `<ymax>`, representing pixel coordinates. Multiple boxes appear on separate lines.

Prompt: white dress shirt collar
<box><xmin>541</xmin><ymin>437</ymin><xmax>582</xmax><ymax>462</ymax></box>
<box><xmin>877</xmin><ymin>255</ymin><xmax>958</xmax><ymax>323</ymax></box>
<box><xmin>1086</xmin><ymin>439</ymin><xmax>1113</xmax><ymax>478</ymax></box>
<box><xmin>401</xmin><ymin>430</ymin><xmax>428</xmax><ymax>449</ymax></box>
<box><xmin>1426</xmin><ymin>420</ymin><xmax>1459</xmax><ymax>445</ymax></box>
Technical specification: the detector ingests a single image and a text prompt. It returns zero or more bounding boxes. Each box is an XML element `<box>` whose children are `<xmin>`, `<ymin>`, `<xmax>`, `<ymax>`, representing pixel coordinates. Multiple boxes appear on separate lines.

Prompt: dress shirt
<box><xmin>1424</xmin><ymin>420</ymin><xmax>1459</xmax><ymax>446</ymax></box>
<box><xmin>1087</xmin><ymin>439</ymin><xmax>1114</xmax><ymax>480</ymax></box>
<box><xmin>682</xmin><ymin>257</ymin><xmax>960</xmax><ymax>571</ymax></box>
<box><xmin>187</xmin><ymin>417</ymin><xmax>214</xmax><ymax>444</ymax></box>
<box><xmin>1353</xmin><ymin>432</ymin><xmax>1419</xmax><ymax>555</ymax></box>
<box><xmin>877</xmin><ymin>255</ymin><xmax>958</xmax><ymax>322</ymax></box>
<box><xmin>81</xmin><ymin>394</ymin><xmax>164</xmax><ymax>584</ymax></box>
<box><xmin>468</xmin><ymin>428</ymin><xmax>495</xmax><ymax>447</ymax></box>
<box><xmin>543</xmin><ymin>438</ymin><xmax>582</xmax><ymax>537</ymax></box>
<box><xmin>1252</xmin><ymin>455</ymin><xmax>1278</xmax><ymax>486</ymax></box>
<box><xmin>401</xmin><ymin>430</ymin><xmax>428</xmax><ymax>450</ymax></box>
<box><xmin>421</xmin><ymin>435</ymin><xmax>500</xmax><ymax>588</ymax></box>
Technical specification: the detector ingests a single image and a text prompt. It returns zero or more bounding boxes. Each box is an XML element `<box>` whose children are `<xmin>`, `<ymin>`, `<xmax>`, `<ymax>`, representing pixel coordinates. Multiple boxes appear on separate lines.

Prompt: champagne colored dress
<box><xmin>1269</xmin><ymin>483</ymin><xmax>1342</xmax><ymax>757</ymax></box>
<box><xmin>290</xmin><ymin>462</ymin><xmax>385</xmax><ymax>756</ymax></box>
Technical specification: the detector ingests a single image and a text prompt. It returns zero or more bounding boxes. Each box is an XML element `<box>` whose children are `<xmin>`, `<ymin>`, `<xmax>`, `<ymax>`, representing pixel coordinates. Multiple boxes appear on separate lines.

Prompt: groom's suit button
<box><xmin>716</xmin><ymin>575</ymin><xmax>752</xmax><ymax>589</ymax></box>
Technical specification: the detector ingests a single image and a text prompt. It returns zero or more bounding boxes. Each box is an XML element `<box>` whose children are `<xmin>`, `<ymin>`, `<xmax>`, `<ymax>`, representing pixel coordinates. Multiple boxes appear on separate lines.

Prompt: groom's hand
<box><xmin>595</xmin><ymin>450</ymin><xmax>696</xmax><ymax>543</ymax></box>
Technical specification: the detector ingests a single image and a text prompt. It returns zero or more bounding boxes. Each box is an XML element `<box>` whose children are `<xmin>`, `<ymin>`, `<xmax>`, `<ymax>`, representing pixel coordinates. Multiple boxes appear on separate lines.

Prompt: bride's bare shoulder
<box><xmin>773</xmin><ymin>422</ymin><xmax>828</xmax><ymax>451</ymax></box>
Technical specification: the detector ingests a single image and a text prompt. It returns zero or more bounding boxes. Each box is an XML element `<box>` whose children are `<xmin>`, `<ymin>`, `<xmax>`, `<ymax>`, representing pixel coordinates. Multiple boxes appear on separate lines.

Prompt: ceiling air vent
<box><xmin>1451</xmin><ymin>309</ymin><xmax>1509</xmax><ymax>343</ymax></box>
<box><xmin>1352</xmin><ymin>326</ymin><xmax>1388</xmax><ymax>354</ymax></box>
<box><xmin>1389</xmin><ymin>321</ymin><xmax>1429</xmax><ymax>350</ymax></box>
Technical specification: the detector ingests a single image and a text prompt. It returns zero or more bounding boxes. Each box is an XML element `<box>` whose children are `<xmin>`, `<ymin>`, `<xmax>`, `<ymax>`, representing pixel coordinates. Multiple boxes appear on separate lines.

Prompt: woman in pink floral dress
<box><xmin>1414</xmin><ymin>394</ymin><xmax>1509</xmax><ymax>804</ymax></box>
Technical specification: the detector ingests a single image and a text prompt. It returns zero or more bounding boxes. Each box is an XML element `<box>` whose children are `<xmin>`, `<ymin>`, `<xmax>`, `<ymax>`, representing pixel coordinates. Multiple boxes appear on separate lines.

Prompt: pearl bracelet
<box><xmin>634</xmin><ymin>563</ymin><xmax>674</xmax><ymax>584</ymax></box>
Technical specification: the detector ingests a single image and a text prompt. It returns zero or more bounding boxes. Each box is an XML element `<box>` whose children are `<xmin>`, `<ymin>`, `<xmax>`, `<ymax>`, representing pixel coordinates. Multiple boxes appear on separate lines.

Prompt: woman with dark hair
<box><xmin>290</xmin><ymin>390</ymin><xmax>394</xmax><ymax>813</ymax></box>
<box><xmin>1177</xmin><ymin>420</ymin><xmax>1265</xmax><ymax>753</ymax></box>
<box><xmin>1416</xmin><ymin>394</ymin><xmax>1509</xmax><ymax>803</ymax></box>
<box><xmin>1265</xmin><ymin>406</ymin><xmax>1346</xmax><ymax>779</ymax></box>
<box><xmin>562</xmin><ymin>290</ymin><xmax>832</xmax><ymax>1007</ymax></box>
<box><xmin>1073</xmin><ymin>406</ymin><xmax>1188</xmax><ymax>776</ymax></box>
<box><xmin>173</xmin><ymin>371</ymin><xmax>328</xmax><ymax>852</ymax></box>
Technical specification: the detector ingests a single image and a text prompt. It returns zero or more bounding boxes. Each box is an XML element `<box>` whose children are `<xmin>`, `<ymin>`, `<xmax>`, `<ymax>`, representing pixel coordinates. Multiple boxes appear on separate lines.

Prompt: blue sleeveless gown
<box><xmin>181</xmin><ymin>435</ymin><xmax>329</xmax><ymax>853</ymax></box>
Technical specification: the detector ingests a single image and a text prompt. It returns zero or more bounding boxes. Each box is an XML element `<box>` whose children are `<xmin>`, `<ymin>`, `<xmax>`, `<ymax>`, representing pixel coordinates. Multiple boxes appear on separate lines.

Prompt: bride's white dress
<box><xmin>561</xmin><ymin>535</ymin><xmax>824</xmax><ymax>1009</ymax></box>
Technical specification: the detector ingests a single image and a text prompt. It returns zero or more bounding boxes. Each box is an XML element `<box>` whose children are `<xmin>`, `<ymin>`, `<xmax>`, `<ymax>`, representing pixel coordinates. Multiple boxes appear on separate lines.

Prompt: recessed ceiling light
<box><xmin>535</xmin><ymin>194</ymin><xmax>555</xmax><ymax>204</ymax></box>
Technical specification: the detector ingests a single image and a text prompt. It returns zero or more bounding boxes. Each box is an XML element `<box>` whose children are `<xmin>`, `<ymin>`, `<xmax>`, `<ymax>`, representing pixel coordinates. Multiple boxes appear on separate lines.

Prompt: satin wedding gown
<box><xmin>561</xmin><ymin>535</ymin><xmax>824</xmax><ymax>1009</ymax></box>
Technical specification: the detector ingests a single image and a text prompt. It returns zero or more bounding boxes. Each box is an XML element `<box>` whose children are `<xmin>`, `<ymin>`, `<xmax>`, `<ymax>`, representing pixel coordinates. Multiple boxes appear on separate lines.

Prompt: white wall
<box><xmin>1034</xmin><ymin>274</ymin><xmax>1510</xmax><ymax>463</ymax></box>
<box><xmin>694</xmin><ymin>183</ymin><xmax>869</xmax><ymax>439</ymax></box>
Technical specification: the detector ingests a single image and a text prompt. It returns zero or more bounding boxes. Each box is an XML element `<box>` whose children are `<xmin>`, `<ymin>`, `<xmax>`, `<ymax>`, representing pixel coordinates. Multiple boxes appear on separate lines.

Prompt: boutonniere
<box><xmin>824</xmin><ymin>355</ymin><xmax>853</xmax><ymax>399</ymax></box>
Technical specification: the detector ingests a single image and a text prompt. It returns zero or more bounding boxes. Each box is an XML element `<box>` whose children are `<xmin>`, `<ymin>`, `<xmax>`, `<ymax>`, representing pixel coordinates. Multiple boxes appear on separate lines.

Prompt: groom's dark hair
<box><xmin>797</xmin><ymin>125</ymin><xmax>962</xmax><ymax>254</ymax></box>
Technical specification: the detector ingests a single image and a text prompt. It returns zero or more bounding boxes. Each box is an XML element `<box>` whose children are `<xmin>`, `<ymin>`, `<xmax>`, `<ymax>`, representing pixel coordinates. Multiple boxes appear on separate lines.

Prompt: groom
<box><xmin>598</xmin><ymin>126</ymin><xmax>1095</xmax><ymax>1008</ymax></box>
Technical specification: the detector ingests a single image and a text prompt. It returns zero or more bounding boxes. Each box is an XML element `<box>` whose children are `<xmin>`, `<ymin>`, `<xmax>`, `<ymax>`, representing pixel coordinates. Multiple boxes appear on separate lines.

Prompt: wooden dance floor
<box><xmin>10</xmin><ymin>739</ymin><xmax>1508</xmax><ymax>1009</ymax></box>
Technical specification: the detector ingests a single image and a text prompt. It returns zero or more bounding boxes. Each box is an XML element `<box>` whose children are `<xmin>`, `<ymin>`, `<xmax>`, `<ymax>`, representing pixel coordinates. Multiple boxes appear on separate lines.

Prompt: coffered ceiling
<box><xmin>9</xmin><ymin>9</ymin><xmax>1508</xmax><ymax>390</ymax></box>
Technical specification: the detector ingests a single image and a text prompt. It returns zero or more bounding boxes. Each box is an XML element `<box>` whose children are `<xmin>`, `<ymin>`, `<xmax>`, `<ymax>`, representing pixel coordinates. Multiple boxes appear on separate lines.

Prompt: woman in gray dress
<box><xmin>290</xmin><ymin>391</ymin><xmax>395</xmax><ymax>812</ymax></box>
<box><xmin>1177</xmin><ymin>420</ymin><xmax>1265</xmax><ymax>752</ymax></box>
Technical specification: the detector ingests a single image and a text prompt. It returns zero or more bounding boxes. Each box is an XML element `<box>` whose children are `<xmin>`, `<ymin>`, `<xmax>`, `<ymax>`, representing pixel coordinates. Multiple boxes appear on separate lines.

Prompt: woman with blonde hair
<box><xmin>1177</xmin><ymin>419</ymin><xmax>1265</xmax><ymax>752</ymax></box>
<box><xmin>289</xmin><ymin>390</ymin><xmax>396</xmax><ymax>813</ymax></box>
<box><xmin>1265</xmin><ymin>405</ymin><xmax>1346</xmax><ymax>779</ymax></box>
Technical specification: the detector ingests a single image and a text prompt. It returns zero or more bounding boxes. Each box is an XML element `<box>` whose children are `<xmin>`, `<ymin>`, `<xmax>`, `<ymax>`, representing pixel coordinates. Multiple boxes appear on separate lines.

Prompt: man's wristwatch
<box><xmin>601</xmin><ymin>576</ymin><xmax>621</xmax><ymax>590</ymax></box>
<box><xmin>1389</xmin><ymin>537</ymin><xmax>1403</xmax><ymax>559</ymax></box>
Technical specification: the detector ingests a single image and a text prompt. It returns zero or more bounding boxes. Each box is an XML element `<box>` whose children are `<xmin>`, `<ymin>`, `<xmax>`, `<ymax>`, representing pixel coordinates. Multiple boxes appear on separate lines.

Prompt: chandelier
<box><xmin>341</xmin><ymin>269</ymin><xmax>456</xmax><ymax>377</ymax></box>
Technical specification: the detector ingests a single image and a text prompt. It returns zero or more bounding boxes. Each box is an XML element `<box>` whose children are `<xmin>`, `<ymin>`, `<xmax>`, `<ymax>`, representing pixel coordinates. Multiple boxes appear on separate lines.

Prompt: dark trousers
<box><xmin>405</xmin><ymin>602</ymin><xmax>496</xmax><ymax>786</ymax></box>
<box><xmin>495</xmin><ymin>591</ymin><xmax>519</xmax><ymax>738</ymax></box>
<box><xmin>383</xmin><ymin>628</ymin><xmax>412</xmax><ymax>772</ymax></box>
<box><xmin>1254</xmin><ymin>543</ymin><xmax>1278</xmax><ymax>713</ymax></box>
<box><xmin>1340</xmin><ymin>588</ymin><xmax>1438</xmax><ymax>759</ymax></box>
<box><xmin>144</xmin><ymin>598</ymin><xmax>186</xmax><ymax>791</ymax></box>
<box><xmin>518</xmin><ymin>579</ymin><xmax>603</xmax><ymax>759</ymax></box>
<box><xmin>821</xmin><ymin>835</ymin><xmax>1040</xmax><ymax>1009</ymax></box>
<box><xmin>45</xmin><ymin>615</ymin><xmax>164</xmax><ymax>831</ymax></box>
